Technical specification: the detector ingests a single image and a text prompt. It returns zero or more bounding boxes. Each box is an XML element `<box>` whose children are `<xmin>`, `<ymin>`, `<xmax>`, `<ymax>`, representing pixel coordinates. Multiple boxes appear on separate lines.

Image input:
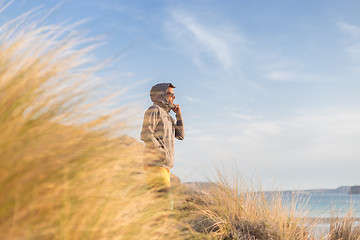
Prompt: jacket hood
<box><xmin>150</xmin><ymin>83</ymin><xmax>175</xmax><ymax>111</ymax></box>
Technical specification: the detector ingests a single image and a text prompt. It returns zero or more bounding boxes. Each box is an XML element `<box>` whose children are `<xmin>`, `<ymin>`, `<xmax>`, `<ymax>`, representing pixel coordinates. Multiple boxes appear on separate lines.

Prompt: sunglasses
<box><xmin>166</xmin><ymin>92</ymin><xmax>175</xmax><ymax>98</ymax></box>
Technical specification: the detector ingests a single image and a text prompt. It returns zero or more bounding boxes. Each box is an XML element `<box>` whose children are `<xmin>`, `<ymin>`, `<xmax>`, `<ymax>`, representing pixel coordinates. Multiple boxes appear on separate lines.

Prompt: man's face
<box><xmin>166</xmin><ymin>87</ymin><xmax>175</xmax><ymax>104</ymax></box>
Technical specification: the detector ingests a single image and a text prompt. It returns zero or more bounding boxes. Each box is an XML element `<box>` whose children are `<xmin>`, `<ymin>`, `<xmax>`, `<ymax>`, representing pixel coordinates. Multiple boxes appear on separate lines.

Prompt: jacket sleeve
<box><xmin>175</xmin><ymin>113</ymin><xmax>185</xmax><ymax>140</ymax></box>
<box><xmin>141</xmin><ymin>107</ymin><xmax>167</xmax><ymax>156</ymax></box>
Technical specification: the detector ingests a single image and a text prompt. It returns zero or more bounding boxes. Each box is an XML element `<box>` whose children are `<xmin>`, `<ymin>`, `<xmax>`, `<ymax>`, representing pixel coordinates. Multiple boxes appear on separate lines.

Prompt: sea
<box><xmin>281</xmin><ymin>192</ymin><xmax>360</xmax><ymax>218</ymax></box>
<box><xmin>282</xmin><ymin>192</ymin><xmax>360</xmax><ymax>234</ymax></box>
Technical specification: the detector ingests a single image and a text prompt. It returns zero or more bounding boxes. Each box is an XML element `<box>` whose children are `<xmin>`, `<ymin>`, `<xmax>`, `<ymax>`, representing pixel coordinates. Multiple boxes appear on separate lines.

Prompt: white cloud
<box><xmin>230</xmin><ymin>113</ymin><xmax>259</xmax><ymax>121</ymax></box>
<box><xmin>165</xmin><ymin>10</ymin><xmax>243</xmax><ymax>71</ymax></box>
<box><xmin>337</xmin><ymin>22</ymin><xmax>360</xmax><ymax>37</ymax></box>
<box><xmin>264</xmin><ymin>70</ymin><xmax>325</xmax><ymax>82</ymax></box>
<box><xmin>259</xmin><ymin>53</ymin><xmax>331</xmax><ymax>82</ymax></box>
<box><xmin>243</xmin><ymin>121</ymin><xmax>282</xmax><ymax>137</ymax></box>
<box><xmin>98</xmin><ymin>3</ymin><xmax>144</xmax><ymax>20</ymax></box>
<box><xmin>233</xmin><ymin>110</ymin><xmax>360</xmax><ymax>163</ymax></box>
<box><xmin>183</xmin><ymin>95</ymin><xmax>200</xmax><ymax>103</ymax></box>
<box><xmin>265</xmin><ymin>70</ymin><xmax>291</xmax><ymax>81</ymax></box>
<box><xmin>337</xmin><ymin>22</ymin><xmax>360</xmax><ymax>61</ymax></box>
<box><xmin>176</xmin><ymin>108</ymin><xmax>360</xmax><ymax>189</ymax></box>
<box><xmin>186</xmin><ymin>109</ymin><xmax>360</xmax><ymax>165</ymax></box>
<box><xmin>289</xmin><ymin>111</ymin><xmax>360</xmax><ymax>137</ymax></box>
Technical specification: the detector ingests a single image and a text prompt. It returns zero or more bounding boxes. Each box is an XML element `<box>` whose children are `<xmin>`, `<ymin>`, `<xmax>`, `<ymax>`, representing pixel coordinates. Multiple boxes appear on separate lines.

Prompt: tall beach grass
<box><xmin>0</xmin><ymin>9</ymin><xmax>183</xmax><ymax>240</ymax></box>
<box><xmin>327</xmin><ymin>214</ymin><xmax>360</xmax><ymax>240</ymax></box>
<box><xmin>183</xmin><ymin>170</ymin><xmax>360</xmax><ymax>240</ymax></box>
<box><xmin>184</xmin><ymin>170</ymin><xmax>317</xmax><ymax>240</ymax></box>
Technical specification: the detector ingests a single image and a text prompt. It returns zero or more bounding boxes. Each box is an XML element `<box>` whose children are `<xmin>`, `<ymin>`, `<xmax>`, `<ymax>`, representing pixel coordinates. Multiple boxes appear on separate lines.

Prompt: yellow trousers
<box><xmin>144</xmin><ymin>166</ymin><xmax>173</xmax><ymax>210</ymax></box>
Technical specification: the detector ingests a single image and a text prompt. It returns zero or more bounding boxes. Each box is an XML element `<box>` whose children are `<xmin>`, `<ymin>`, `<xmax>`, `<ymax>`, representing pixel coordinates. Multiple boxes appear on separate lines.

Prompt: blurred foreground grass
<box><xmin>0</xmin><ymin>10</ymin><xmax>183</xmax><ymax>240</ymax></box>
<box><xmin>1</xmin><ymin>8</ymin><xmax>359</xmax><ymax>240</ymax></box>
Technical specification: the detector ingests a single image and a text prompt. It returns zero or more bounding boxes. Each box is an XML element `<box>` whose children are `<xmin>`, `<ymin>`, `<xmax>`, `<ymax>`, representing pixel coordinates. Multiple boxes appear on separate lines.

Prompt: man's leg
<box><xmin>143</xmin><ymin>165</ymin><xmax>173</xmax><ymax>210</ymax></box>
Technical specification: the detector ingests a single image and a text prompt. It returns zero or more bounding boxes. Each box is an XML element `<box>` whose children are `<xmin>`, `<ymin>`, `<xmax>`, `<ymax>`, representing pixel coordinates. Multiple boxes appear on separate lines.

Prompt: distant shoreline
<box><xmin>305</xmin><ymin>217</ymin><xmax>360</xmax><ymax>224</ymax></box>
<box><xmin>183</xmin><ymin>182</ymin><xmax>360</xmax><ymax>195</ymax></box>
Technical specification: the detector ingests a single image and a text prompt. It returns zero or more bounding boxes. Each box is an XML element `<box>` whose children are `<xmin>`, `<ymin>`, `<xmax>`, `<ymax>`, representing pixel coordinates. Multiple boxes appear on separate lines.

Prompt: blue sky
<box><xmin>5</xmin><ymin>0</ymin><xmax>360</xmax><ymax>190</ymax></box>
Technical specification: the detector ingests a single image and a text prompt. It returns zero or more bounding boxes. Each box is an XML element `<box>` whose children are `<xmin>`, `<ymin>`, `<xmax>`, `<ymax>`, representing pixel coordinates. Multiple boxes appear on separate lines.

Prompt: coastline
<box><xmin>305</xmin><ymin>217</ymin><xmax>360</xmax><ymax>224</ymax></box>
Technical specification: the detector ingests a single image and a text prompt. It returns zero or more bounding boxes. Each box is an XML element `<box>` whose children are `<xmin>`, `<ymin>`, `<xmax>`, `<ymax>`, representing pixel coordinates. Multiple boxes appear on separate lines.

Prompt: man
<box><xmin>140</xmin><ymin>83</ymin><xmax>184</xmax><ymax>207</ymax></box>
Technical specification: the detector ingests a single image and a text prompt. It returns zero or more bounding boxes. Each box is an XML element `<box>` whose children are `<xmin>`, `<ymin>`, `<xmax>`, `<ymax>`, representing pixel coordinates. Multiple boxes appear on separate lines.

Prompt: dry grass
<box><xmin>184</xmin><ymin>170</ymin><xmax>317</xmax><ymax>240</ymax></box>
<box><xmin>0</xmin><ymin>9</ymin><xmax>183</xmax><ymax>240</ymax></box>
<box><xmin>182</xmin><ymin>174</ymin><xmax>360</xmax><ymax>240</ymax></box>
<box><xmin>327</xmin><ymin>215</ymin><xmax>360</xmax><ymax>240</ymax></box>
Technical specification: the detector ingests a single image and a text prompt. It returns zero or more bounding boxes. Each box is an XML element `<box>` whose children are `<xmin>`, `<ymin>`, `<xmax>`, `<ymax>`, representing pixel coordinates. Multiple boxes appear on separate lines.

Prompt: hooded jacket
<box><xmin>140</xmin><ymin>83</ymin><xmax>185</xmax><ymax>169</ymax></box>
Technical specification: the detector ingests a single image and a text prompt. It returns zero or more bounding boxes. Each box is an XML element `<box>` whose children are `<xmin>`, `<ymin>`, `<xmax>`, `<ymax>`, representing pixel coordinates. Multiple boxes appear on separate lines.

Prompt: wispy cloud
<box><xmin>264</xmin><ymin>70</ymin><xmax>324</xmax><ymax>82</ymax></box>
<box><xmin>183</xmin><ymin>95</ymin><xmax>200</xmax><ymax>103</ymax></box>
<box><xmin>289</xmin><ymin>110</ymin><xmax>360</xmax><ymax>137</ymax></box>
<box><xmin>164</xmin><ymin>9</ymin><xmax>243</xmax><ymax>71</ymax></box>
<box><xmin>337</xmin><ymin>22</ymin><xmax>360</xmax><ymax>61</ymax></box>
<box><xmin>228</xmin><ymin>109</ymin><xmax>360</xmax><ymax>162</ymax></box>
<box><xmin>242</xmin><ymin>121</ymin><xmax>282</xmax><ymax>139</ymax></box>
<box><xmin>230</xmin><ymin>113</ymin><xmax>259</xmax><ymax>121</ymax></box>
<box><xmin>98</xmin><ymin>2</ymin><xmax>145</xmax><ymax>21</ymax></box>
<box><xmin>195</xmin><ymin>109</ymin><xmax>360</xmax><ymax>170</ymax></box>
<box><xmin>337</xmin><ymin>22</ymin><xmax>360</xmax><ymax>37</ymax></box>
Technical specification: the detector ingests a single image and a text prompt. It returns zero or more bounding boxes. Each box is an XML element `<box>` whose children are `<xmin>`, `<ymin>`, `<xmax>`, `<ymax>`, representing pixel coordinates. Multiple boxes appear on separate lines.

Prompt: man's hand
<box><xmin>173</xmin><ymin>104</ymin><xmax>181</xmax><ymax>115</ymax></box>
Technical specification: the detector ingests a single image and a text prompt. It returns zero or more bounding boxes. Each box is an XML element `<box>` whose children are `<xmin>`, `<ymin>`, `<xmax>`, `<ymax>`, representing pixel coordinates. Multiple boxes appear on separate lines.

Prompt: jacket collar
<box><xmin>154</xmin><ymin>101</ymin><xmax>171</xmax><ymax>112</ymax></box>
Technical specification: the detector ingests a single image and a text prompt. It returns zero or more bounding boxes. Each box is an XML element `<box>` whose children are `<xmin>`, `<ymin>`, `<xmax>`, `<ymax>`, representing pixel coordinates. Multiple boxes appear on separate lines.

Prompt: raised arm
<box><xmin>175</xmin><ymin>113</ymin><xmax>185</xmax><ymax>140</ymax></box>
<box><xmin>172</xmin><ymin>104</ymin><xmax>184</xmax><ymax>140</ymax></box>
